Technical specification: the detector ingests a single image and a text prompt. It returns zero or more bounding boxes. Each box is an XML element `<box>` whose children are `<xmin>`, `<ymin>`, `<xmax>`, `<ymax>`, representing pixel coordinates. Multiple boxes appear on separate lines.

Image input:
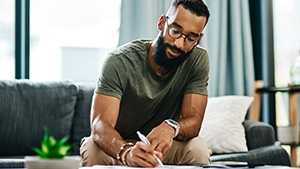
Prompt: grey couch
<box><xmin>0</xmin><ymin>80</ymin><xmax>291</xmax><ymax>168</ymax></box>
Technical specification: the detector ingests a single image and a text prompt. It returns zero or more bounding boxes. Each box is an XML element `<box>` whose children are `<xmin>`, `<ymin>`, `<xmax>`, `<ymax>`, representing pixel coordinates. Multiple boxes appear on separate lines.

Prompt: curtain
<box><xmin>118</xmin><ymin>0</ymin><xmax>172</xmax><ymax>46</ymax></box>
<box><xmin>202</xmin><ymin>0</ymin><xmax>255</xmax><ymax>96</ymax></box>
<box><xmin>118</xmin><ymin>0</ymin><xmax>255</xmax><ymax>97</ymax></box>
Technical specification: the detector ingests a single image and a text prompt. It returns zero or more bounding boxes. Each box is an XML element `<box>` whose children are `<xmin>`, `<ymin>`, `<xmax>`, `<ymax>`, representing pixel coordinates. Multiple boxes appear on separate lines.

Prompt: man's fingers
<box><xmin>131</xmin><ymin>142</ymin><xmax>160</xmax><ymax>167</ymax></box>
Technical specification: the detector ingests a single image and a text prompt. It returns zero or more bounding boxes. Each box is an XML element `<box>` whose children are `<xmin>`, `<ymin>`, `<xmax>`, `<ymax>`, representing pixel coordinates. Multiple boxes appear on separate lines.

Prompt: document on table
<box><xmin>81</xmin><ymin>164</ymin><xmax>294</xmax><ymax>169</ymax></box>
<box><xmin>89</xmin><ymin>165</ymin><xmax>199</xmax><ymax>169</ymax></box>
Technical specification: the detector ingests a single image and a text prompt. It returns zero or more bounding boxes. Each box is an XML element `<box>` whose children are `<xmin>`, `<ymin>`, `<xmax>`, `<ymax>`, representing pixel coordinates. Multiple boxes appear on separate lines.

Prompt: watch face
<box><xmin>165</xmin><ymin>119</ymin><xmax>178</xmax><ymax>128</ymax></box>
<box><xmin>165</xmin><ymin>119</ymin><xmax>180</xmax><ymax>138</ymax></box>
<box><xmin>168</xmin><ymin>119</ymin><xmax>178</xmax><ymax>126</ymax></box>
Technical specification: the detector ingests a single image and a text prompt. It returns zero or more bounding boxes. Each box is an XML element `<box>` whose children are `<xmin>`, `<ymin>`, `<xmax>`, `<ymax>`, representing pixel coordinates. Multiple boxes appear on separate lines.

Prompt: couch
<box><xmin>0</xmin><ymin>80</ymin><xmax>291</xmax><ymax>168</ymax></box>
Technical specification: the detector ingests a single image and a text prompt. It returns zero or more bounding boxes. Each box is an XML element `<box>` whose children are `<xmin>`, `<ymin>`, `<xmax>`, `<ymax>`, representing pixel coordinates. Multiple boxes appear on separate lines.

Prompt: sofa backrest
<box><xmin>0</xmin><ymin>80</ymin><xmax>78</xmax><ymax>156</ymax></box>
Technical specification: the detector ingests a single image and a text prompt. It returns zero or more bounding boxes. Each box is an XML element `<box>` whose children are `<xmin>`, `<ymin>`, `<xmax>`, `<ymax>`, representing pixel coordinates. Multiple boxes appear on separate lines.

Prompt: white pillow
<box><xmin>199</xmin><ymin>95</ymin><xmax>254</xmax><ymax>154</ymax></box>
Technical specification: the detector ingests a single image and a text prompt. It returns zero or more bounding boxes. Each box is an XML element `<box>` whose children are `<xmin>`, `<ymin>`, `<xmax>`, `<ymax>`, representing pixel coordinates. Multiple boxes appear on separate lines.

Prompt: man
<box><xmin>80</xmin><ymin>0</ymin><xmax>211</xmax><ymax>167</ymax></box>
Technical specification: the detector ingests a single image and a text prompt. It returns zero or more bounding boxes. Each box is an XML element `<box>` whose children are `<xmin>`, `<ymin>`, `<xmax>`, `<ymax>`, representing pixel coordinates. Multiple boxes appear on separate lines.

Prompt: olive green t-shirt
<box><xmin>96</xmin><ymin>39</ymin><xmax>209</xmax><ymax>140</ymax></box>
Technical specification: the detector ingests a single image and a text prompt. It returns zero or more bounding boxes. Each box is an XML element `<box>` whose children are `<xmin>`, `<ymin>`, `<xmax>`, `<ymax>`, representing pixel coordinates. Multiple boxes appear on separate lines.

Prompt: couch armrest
<box><xmin>210</xmin><ymin>144</ymin><xmax>291</xmax><ymax>166</ymax></box>
<box><xmin>243</xmin><ymin>120</ymin><xmax>276</xmax><ymax>150</ymax></box>
<box><xmin>71</xmin><ymin>83</ymin><xmax>95</xmax><ymax>155</ymax></box>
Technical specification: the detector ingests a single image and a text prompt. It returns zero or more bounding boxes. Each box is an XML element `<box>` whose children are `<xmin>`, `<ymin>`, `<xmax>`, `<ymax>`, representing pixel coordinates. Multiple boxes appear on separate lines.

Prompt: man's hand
<box><xmin>146</xmin><ymin>122</ymin><xmax>175</xmax><ymax>158</ymax></box>
<box><xmin>125</xmin><ymin>142</ymin><xmax>163</xmax><ymax>167</ymax></box>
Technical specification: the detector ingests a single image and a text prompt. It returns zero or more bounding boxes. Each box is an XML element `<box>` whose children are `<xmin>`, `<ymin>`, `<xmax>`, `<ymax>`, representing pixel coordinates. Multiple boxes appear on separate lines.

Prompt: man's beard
<box><xmin>152</xmin><ymin>32</ymin><xmax>193</xmax><ymax>70</ymax></box>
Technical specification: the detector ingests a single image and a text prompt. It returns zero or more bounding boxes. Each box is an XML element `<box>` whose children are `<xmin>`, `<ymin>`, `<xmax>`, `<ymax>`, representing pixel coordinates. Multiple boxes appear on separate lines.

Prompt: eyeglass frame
<box><xmin>165</xmin><ymin>16</ymin><xmax>203</xmax><ymax>47</ymax></box>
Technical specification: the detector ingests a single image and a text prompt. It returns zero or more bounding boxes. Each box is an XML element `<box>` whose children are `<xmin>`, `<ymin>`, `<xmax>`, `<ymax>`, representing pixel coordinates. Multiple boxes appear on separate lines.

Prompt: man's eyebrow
<box><xmin>172</xmin><ymin>21</ymin><xmax>200</xmax><ymax>37</ymax></box>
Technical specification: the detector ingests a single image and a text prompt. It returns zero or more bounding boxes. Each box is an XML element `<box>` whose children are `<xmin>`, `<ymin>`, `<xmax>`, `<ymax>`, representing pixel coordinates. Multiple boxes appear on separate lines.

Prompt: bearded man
<box><xmin>80</xmin><ymin>0</ymin><xmax>211</xmax><ymax>167</ymax></box>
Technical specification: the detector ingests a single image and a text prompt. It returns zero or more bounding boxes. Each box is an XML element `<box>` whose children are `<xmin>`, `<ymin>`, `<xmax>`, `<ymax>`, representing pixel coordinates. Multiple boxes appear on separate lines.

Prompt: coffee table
<box><xmin>5</xmin><ymin>163</ymin><xmax>298</xmax><ymax>169</ymax></box>
<box><xmin>80</xmin><ymin>165</ymin><xmax>297</xmax><ymax>169</ymax></box>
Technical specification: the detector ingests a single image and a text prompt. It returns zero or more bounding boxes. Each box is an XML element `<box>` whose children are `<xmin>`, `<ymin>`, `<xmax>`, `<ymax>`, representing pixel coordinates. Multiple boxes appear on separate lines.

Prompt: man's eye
<box><xmin>186</xmin><ymin>36</ymin><xmax>196</xmax><ymax>42</ymax></box>
<box><xmin>171</xmin><ymin>28</ymin><xmax>181</xmax><ymax>34</ymax></box>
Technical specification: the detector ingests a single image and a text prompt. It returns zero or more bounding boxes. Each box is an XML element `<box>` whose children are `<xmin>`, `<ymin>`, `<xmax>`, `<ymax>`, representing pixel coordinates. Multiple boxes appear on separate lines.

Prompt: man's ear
<box><xmin>197</xmin><ymin>33</ymin><xmax>204</xmax><ymax>43</ymax></box>
<box><xmin>157</xmin><ymin>15</ymin><xmax>167</xmax><ymax>31</ymax></box>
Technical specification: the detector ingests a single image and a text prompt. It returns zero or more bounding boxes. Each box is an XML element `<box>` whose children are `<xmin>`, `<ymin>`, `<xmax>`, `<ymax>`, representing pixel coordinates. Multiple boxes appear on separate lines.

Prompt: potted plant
<box><xmin>25</xmin><ymin>127</ymin><xmax>80</xmax><ymax>169</ymax></box>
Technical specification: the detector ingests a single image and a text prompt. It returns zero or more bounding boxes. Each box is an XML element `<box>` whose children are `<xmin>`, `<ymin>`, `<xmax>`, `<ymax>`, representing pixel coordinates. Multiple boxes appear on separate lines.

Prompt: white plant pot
<box><xmin>25</xmin><ymin>156</ymin><xmax>81</xmax><ymax>169</ymax></box>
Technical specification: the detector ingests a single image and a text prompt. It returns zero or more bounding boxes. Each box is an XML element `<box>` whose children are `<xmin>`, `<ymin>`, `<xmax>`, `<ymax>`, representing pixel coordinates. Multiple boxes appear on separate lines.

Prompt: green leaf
<box><xmin>58</xmin><ymin>136</ymin><xmax>69</xmax><ymax>146</ymax></box>
<box><xmin>41</xmin><ymin>140</ymin><xmax>49</xmax><ymax>154</ymax></box>
<box><xmin>43</xmin><ymin>127</ymin><xmax>49</xmax><ymax>142</ymax></box>
<box><xmin>33</xmin><ymin>147</ymin><xmax>46</xmax><ymax>158</ymax></box>
<box><xmin>59</xmin><ymin>145</ymin><xmax>72</xmax><ymax>155</ymax></box>
<box><xmin>48</xmin><ymin>136</ymin><xmax>57</xmax><ymax>147</ymax></box>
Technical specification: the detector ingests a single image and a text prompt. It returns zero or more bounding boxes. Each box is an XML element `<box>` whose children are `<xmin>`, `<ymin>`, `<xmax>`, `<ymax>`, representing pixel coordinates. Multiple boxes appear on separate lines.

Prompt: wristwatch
<box><xmin>164</xmin><ymin>119</ymin><xmax>180</xmax><ymax>138</ymax></box>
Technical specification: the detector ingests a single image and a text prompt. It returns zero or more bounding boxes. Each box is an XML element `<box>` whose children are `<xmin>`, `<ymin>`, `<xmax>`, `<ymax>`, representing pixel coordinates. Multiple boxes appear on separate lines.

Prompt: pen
<box><xmin>137</xmin><ymin>131</ymin><xmax>164</xmax><ymax>167</ymax></box>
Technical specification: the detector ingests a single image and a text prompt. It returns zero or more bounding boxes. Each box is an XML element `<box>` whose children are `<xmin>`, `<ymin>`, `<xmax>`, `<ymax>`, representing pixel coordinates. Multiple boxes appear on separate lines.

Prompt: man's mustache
<box><xmin>165</xmin><ymin>44</ymin><xmax>185</xmax><ymax>56</ymax></box>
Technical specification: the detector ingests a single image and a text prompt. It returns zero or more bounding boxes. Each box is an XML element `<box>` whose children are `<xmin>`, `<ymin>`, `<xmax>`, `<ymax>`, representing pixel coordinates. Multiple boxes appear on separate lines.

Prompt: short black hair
<box><xmin>172</xmin><ymin>0</ymin><xmax>210</xmax><ymax>24</ymax></box>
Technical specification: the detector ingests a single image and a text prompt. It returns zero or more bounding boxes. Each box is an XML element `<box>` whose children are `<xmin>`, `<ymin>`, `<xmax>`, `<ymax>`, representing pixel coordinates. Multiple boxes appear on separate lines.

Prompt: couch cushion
<box><xmin>0</xmin><ymin>157</ymin><xmax>25</xmax><ymax>168</ymax></box>
<box><xmin>0</xmin><ymin>80</ymin><xmax>78</xmax><ymax>156</ymax></box>
<box><xmin>199</xmin><ymin>95</ymin><xmax>253</xmax><ymax>154</ymax></box>
<box><xmin>71</xmin><ymin>83</ymin><xmax>95</xmax><ymax>154</ymax></box>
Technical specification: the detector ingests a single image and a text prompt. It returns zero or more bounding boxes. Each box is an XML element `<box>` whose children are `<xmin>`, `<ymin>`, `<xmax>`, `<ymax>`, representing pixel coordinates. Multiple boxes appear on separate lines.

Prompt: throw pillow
<box><xmin>199</xmin><ymin>95</ymin><xmax>254</xmax><ymax>154</ymax></box>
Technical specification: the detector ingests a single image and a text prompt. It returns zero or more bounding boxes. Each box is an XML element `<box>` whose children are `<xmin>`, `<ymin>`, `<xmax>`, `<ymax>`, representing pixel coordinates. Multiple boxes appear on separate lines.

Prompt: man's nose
<box><xmin>173</xmin><ymin>35</ymin><xmax>185</xmax><ymax>50</ymax></box>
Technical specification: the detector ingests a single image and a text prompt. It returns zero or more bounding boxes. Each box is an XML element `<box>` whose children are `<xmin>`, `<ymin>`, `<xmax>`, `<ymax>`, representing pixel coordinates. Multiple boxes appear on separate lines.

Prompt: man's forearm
<box><xmin>176</xmin><ymin>115</ymin><xmax>202</xmax><ymax>141</ymax></box>
<box><xmin>91</xmin><ymin>120</ymin><xmax>126</xmax><ymax>159</ymax></box>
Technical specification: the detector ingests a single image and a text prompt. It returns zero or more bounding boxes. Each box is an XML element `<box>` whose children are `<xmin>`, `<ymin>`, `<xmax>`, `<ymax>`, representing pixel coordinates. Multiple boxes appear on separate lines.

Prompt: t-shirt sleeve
<box><xmin>184</xmin><ymin>49</ymin><xmax>210</xmax><ymax>96</ymax></box>
<box><xmin>95</xmin><ymin>54</ymin><xmax>123</xmax><ymax>100</ymax></box>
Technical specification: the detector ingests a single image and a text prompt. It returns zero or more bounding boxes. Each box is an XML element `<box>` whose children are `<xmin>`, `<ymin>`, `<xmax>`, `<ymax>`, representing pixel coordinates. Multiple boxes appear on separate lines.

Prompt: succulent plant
<box><xmin>33</xmin><ymin>127</ymin><xmax>71</xmax><ymax>159</ymax></box>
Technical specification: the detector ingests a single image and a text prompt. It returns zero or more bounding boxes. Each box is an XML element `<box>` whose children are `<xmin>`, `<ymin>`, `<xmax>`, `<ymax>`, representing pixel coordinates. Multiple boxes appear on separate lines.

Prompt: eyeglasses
<box><xmin>165</xmin><ymin>16</ymin><xmax>201</xmax><ymax>47</ymax></box>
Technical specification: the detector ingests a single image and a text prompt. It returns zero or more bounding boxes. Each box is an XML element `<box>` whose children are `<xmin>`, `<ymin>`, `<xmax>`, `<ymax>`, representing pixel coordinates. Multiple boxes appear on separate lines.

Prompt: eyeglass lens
<box><xmin>166</xmin><ymin>17</ymin><xmax>198</xmax><ymax>47</ymax></box>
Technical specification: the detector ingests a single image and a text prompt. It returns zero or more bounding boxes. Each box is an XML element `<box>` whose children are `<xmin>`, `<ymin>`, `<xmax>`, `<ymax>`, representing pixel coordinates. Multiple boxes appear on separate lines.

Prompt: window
<box><xmin>0</xmin><ymin>0</ymin><xmax>15</xmax><ymax>80</ymax></box>
<box><xmin>30</xmin><ymin>0</ymin><xmax>121</xmax><ymax>82</ymax></box>
<box><xmin>273</xmin><ymin>0</ymin><xmax>300</xmax><ymax>126</ymax></box>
